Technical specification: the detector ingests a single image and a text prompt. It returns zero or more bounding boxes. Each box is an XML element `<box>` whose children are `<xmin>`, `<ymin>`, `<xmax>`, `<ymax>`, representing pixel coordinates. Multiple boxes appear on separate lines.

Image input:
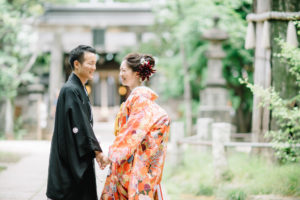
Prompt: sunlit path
<box><xmin>0</xmin><ymin>122</ymin><xmax>115</xmax><ymax>200</ymax></box>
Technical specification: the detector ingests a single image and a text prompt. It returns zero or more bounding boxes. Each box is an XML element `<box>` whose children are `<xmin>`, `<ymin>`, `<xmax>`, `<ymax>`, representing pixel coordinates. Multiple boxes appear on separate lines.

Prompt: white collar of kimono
<box><xmin>130</xmin><ymin>86</ymin><xmax>158</xmax><ymax>101</ymax></box>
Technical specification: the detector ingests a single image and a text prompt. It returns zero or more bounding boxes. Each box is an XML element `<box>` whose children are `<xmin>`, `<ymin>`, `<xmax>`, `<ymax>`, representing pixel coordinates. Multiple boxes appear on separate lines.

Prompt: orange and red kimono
<box><xmin>101</xmin><ymin>86</ymin><xmax>170</xmax><ymax>200</ymax></box>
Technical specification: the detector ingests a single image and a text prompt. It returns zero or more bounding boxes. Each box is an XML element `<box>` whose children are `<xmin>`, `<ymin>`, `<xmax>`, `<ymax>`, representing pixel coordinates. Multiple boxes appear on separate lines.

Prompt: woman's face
<box><xmin>119</xmin><ymin>61</ymin><xmax>139</xmax><ymax>88</ymax></box>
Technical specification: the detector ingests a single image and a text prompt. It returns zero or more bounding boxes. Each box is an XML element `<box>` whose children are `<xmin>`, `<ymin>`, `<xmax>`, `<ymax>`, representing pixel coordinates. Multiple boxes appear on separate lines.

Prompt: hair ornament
<box><xmin>138</xmin><ymin>57</ymin><xmax>156</xmax><ymax>81</ymax></box>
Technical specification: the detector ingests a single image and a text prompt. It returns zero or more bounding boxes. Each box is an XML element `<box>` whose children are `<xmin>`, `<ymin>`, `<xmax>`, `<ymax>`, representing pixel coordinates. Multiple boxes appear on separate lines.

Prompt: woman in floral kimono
<box><xmin>101</xmin><ymin>53</ymin><xmax>170</xmax><ymax>200</ymax></box>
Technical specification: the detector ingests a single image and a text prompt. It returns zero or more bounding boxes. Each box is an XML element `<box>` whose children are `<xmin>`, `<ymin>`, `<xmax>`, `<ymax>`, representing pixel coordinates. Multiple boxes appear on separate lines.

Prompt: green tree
<box><xmin>243</xmin><ymin>37</ymin><xmax>300</xmax><ymax>162</ymax></box>
<box><xmin>0</xmin><ymin>0</ymin><xmax>39</xmax><ymax>138</ymax></box>
<box><xmin>270</xmin><ymin>0</ymin><xmax>300</xmax><ymax>131</ymax></box>
<box><xmin>136</xmin><ymin>0</ymin><xmax>253</xmax><ymax>132</ymax></box>
<box><xmin>0</xmin><ymin>0</ymin><xmax>72</xmax><ymax>138</ymax></box>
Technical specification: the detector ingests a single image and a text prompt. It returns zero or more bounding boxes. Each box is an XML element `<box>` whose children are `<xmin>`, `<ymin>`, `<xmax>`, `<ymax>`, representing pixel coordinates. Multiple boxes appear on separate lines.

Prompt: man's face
<box><xmin>74</xmin><ymin>52</ymin><xmax>97</xmax><ymax>82</ymax></box>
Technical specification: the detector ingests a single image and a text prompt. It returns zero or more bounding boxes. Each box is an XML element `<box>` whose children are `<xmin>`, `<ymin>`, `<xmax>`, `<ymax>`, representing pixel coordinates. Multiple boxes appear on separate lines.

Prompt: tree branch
<box><xmin>15</xmin><ymin>51</ymin><xmax>38</xmax><ymax>82</ymax></box>
<box><xmin>21</xmin><ymin>51</ymin><xmax>38</xmax><ymax>74</ymax></box>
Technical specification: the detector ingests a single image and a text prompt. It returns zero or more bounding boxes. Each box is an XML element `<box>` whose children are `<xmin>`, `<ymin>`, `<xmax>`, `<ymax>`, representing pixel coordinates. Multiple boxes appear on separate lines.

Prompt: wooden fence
<box><xmin>169</xmin><ymin>120</ymin><xmax>300</xmax><ymax>182</ymax></box>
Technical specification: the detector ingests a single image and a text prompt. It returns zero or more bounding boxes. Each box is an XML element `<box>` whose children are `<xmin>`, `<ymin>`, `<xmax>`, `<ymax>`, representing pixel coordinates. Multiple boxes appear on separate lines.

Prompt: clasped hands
<box><xmin>95</xmin><ymin>151</ymin><xmax>111</xmax><ymax>170</ymax></box>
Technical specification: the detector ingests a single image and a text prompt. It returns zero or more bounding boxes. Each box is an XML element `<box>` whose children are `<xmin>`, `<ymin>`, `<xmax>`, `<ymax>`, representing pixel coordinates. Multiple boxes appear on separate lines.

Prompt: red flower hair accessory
<box><xmin>137</xmin><ymin>58</ymin><xmax>156</xmax><ymax>81</ymax></box>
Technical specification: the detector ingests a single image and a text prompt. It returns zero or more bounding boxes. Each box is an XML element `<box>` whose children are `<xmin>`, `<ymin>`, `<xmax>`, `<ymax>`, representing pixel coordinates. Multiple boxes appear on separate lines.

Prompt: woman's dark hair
<box><xmin>69</xmin><ymin>45</ymin><xmax>96</xmax><ymax>70</ymax></box>
<box><xmin>123</xmin><ymin>53</ymin><xmax>156</xmax><ymax>81</ymax></box>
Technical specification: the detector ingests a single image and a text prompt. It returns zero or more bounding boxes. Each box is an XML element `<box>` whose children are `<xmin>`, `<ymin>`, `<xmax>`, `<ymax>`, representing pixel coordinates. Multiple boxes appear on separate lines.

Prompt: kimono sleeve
<box><xmin>108</xmin><ymin>96</ymin><xmax>152</xmax><ymax>165</ymax></box>
<box><xmin>65</xmin><ymin>89</ymin><xmax>102</xmax><ymax>159</ymax></box>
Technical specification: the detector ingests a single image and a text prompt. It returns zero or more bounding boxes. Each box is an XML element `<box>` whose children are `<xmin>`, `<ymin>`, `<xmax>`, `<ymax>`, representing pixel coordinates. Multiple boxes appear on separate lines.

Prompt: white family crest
<box><xmin>72</xmin><ymin>127</ymin><xmax>79</xmax><ymax>134</ymax></box>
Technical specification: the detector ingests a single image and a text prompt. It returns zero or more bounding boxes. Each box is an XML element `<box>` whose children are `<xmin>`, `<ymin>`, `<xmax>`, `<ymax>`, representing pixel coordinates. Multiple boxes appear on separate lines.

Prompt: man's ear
<box><xmin>74</xmin><ymin>60</ymin><xmax>80</xmax><ymax>70</ymax></box>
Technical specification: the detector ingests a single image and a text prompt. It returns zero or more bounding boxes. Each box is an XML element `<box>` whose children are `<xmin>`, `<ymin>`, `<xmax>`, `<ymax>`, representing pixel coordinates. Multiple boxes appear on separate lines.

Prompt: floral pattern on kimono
<box><xmin>101</xmin><ymin>86</ymin><xmax>170</xmax><ymax>200</ymax></box>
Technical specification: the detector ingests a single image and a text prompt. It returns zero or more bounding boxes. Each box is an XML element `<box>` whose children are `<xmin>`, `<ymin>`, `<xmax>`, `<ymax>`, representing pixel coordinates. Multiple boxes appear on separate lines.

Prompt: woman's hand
<box><xmin>95</xmin><ymin>151</ymin><xmax>111</xmax><ymax>170</ymax></box>
<box><xmin>102</xmin><ymin>155</ymin><xmax>112</xmax><ymax>167</ymax></box>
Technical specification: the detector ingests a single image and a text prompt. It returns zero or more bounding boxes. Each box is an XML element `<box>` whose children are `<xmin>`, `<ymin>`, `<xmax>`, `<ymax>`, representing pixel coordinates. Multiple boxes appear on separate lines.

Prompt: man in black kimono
<box><xmin>46</xmin><ymin>45</ymin><xmax>107</xmax><ymax>200</ymax></box>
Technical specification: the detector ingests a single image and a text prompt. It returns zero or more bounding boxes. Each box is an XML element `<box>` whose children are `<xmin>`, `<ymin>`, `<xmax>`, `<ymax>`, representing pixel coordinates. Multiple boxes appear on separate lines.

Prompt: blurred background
<box><xmin>0</xmin><ymin>0</ymin><xmax>299</xmax><ymax>199</ymax></box>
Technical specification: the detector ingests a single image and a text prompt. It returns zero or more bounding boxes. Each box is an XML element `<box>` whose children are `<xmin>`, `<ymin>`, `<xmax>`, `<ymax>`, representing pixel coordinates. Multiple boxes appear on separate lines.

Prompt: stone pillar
<box><xmin>48</xmin><ymin>32</ymin><xmax>64</xmax><ymax>133</ymax></box>
<box><xmin>4</xmin><ymin>98</ymin><xmax>13</xmax><ymax>139</ymax></box>
<box><xmin>0</xmin><ymin>101</ymin><xmax>5</xmax><ymax>135</ymax></box>
<box><xmin>169</xmin><ymin>121</ymin><xmax>184</xmax><ymax>165</ymax></box>
<box><xmin>196</xmin><ymin>118</ymin><xmax>213</xmax><ymax>151</ymax></box>
<box><xmin>212</xmin><ymin>122</ymin><xmax>231</xmax><ymax>182</ymax></box>
<box><xmin>100</xmin><ymin>75</ymin><xmax>109</xmax><ymax>121</ymax></box>
<box><xmin>25</xmin><ymin>84</ymin><xmax>45</xmax><ymax>140</ymax></box>
<box><xmin>101</xmin><ymin>76</ymin><xmax>108</xmax><ymax>108</ymax></box>
<box><xmin>251</xmin><ymin>0</ymin><xmax>271</xmax><ymax>147</ymax></box>
<box><xmin>199</xmin><ymin>16</ymin><xmax>233</xmax><ymax>123</ymax></box>
<box><xmin>136</xmin><ymin>32</ymin><xmax>142</xmax><ymax>47</ymax></box>
<box><xmin>114</xmin><ymin>75</ymin><xmax>120</xmax><ymax>105</ymax></box>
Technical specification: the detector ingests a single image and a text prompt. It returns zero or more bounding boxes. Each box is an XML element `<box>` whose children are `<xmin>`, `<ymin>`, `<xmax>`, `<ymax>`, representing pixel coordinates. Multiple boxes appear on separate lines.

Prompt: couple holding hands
<box><xmin>46</xmin><ymin>45</ymin><xmax>170</xmax><ymax>200</ymax></box>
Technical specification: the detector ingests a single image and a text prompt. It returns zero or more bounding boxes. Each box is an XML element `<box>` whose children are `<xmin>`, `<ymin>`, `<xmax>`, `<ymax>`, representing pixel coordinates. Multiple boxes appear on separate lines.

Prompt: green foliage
<box><xmin>31</xmin><ymin>53</ymin><xmax>51</xmax><ymax>75</ymax></box>
<box><xmin>0</xmin><ymin>0</ymin><xmax>68</xmax><ymax>136</ymax></box>
<box><xmin>132</xmin><ymin>0</ymin><xmax>254</xmax><ymax>132</ymax></box>
<box><xmin>242</xmin><ymin>38</ymin><xmax>300</xmax><ymax>163</ymax></box>
<box><xmin>0</xmin><ymin>166</ymin><xmax>6</xmax><ymax>173</ymax></box>
<box><xmin>0</xmin><ymin>0</ymin><xmax>42</xmax><ymax>100</ymax></box>
<box><xmin>196</xmin><ymin>184</ymin><xmax>214</xmax><ymax>196</ymax></box>
<box><xmin>242</xmin><ymin>81</ymin><xmax>300</xmax><ymax>162</ymax></box>
<box><xmin>221</xmin><ymin>169</ymin><xmax>234</xmax><ymax>182</ymax></box>
<box><xmin>0</xmin><ymin>150</ymin><xmax>23</xmax><ymax>172</ymax></box>
<box><xmin>0</xmin><ymin>131</ymin><xmax>4</xmax><ymax>139</ymax></box>
<box><xmin>0</xmin><ymin>151</ymin><xmax>22</xmax><ymax>163</ymax></box>
<box><xmin>163</xmin><ymin>148</ymin><xmax>300</xmax><ymax>198</ymax></box>
<box><xmin>226</xmin><ymin>189</ymin><xmax>247</xmax><ymax>200</ymax></box>
<box><xmin>13</xmin><ymin>116</ymin><xmax>27</xmax><ymax>139</ymax></box>
<box><xmin>114</xmin><ymin>0</ymin><xmax>149</xmax><ymax>2</ymax></box>
<box><xmin>227</xmin><ymin>151</ymin><xmax>300</xmax><ymax>196</ymax></box>
<box><xmin>296</xmin><ymin>21</ymin><xmax>300</xmax><ymax>35</ymax></box>
<box><xmin>163</xmin><ymin>149</ymin><xmax>214</xmax><ymax>199</ymax></box>
<box><xmin>0</xmin><ymin>66</ymin><xmax>19</xmax><ymax>100</ymax></box>
<box><xmin>0</xmin><ymin>0</ymin><xmax>72</xmax><ymax>101</ymax></box>
<box><xmin>276</xmin><ymin>39</ymin><xmax>300</xmax><ymax>87</ymax></box>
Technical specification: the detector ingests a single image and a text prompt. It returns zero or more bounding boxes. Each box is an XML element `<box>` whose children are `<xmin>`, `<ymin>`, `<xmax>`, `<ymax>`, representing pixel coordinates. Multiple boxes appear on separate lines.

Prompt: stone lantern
<box><xmin>198</xmin><ymin>16</ymin><xmax>233</xmax><ymax>123</ymax></box>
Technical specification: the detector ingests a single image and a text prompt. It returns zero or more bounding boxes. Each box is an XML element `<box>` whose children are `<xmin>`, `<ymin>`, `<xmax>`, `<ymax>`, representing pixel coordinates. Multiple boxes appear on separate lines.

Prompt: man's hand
<box><xmin>95</xmin><ymin>151</ymin><xmax>111</xmax><ymax>170</ymax></box>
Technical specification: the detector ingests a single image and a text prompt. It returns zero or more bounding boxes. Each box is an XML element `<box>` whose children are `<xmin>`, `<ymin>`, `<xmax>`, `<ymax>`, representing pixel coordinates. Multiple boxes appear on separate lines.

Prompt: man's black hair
<box><xmin>69</xmin><ymin>45</ymin><xmax>96</xmax><ymax>70</ymax></box>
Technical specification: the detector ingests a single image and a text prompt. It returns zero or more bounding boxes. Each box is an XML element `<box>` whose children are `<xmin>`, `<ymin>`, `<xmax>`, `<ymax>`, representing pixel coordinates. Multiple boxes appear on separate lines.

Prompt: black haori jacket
<box><xmin>46</xmin><ymin>73</ymin><xmax>102</xmax><ymax>200</ymax></box>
